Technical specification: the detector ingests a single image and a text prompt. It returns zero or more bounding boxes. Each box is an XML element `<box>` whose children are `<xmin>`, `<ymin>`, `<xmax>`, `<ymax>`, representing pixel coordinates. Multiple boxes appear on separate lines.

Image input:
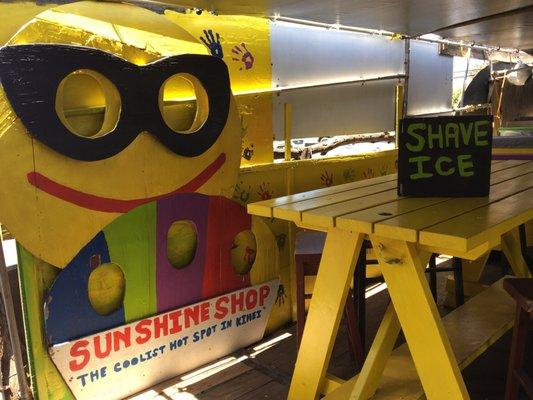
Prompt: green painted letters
<box><xmin>427</xmin><ymin>124</ymin><xmax>444</xmax><ymax>149</ymax></box>
<box><xmin>457</xmin><ymin>154</ymin><xmax>474</xmax><ymax>177</ymax></box>
<box><xmin>409</xmin><ymin>156</ymin><xmax>433</xmax><ymax>180</ymax></box>
<box><xmin>474</xmin><ymin>120</ymin><xmax>489</xmax><ymax>146</ymax></box>
<box><xmin>444</xmin><ymin>123</ymin><xmax>459</xmax><ymax>148</ymax></box>
<box><xmin>406</xmin><ymin>123</ymin><xmax>426</xmax><ymax>152</ymax></box>
<box><xmin>435</xmin><ymin>156</ymin><xmax>455</xmax><ymax>176</ymax></box>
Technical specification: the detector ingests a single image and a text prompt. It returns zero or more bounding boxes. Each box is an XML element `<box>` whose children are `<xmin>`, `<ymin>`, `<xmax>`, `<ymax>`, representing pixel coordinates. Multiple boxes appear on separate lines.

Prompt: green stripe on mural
<box><xmin>103</xmin><ymin>202</ymin><xmax>157</xmax><ymax>322</ymax></box>
<box><xmin>17</xmin><ymin>244</ymin><xmax>74</xmax><ymax>400</ymax></box>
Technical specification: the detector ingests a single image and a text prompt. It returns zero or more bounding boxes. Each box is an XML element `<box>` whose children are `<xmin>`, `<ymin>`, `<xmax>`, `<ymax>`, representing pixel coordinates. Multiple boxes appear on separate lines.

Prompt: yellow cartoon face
<box><xmin>0</xmin><ymin>10</ymin><xmax>241</xmax><ymax>267</ymax></box>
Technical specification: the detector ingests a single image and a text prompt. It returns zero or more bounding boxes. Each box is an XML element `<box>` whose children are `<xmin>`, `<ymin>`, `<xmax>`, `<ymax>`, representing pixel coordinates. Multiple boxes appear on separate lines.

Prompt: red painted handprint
<box><xmin>257</xmin><ymin>182</ymin><xmax>273</xmax><ymax>200</ymax></box>
<box><xmin>232</xmin><ymin>43</ymin><xmax>254</xmax><ymax>70</ymax></box>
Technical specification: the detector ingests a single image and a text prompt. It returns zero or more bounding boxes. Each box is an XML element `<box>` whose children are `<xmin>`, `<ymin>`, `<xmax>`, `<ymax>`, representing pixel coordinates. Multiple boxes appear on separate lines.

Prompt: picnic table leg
<box><xmin>349</xmin><ymin>302</ymin><xmax>401</xmax><ymax>399</ymax></box>
<box><xmin>288</xmin><ymin>230</ymin><xmax>364</xmax><ymax>400</ymax></box>
<box><xmin>349</xmin><ymin>250</ymin><xmax>431</xmax><ymax>399</ymax></box>
<box><xmin>371</xmin><ymin>236</ymin><xmax>470</xmax><ymax>400</ymax></box>
<box><xmin>501</xmin><ymin>228</ymin><xmax>532</xmax><ymax>278</ymax></box>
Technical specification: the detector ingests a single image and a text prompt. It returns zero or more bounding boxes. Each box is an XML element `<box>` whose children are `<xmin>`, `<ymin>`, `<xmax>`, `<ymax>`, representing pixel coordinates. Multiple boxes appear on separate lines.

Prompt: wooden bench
<box><xmin>324</xmin><ymin>278</ymin><xmax>516</xmax><ymax>399</ymax></box>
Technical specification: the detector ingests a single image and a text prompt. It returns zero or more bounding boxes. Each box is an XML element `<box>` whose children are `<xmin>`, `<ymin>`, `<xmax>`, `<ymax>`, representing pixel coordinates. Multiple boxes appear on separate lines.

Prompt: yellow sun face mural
<box><xmin>0</xmin><ymin>3</ymin><xmax>242</xmax><ymax>268</ymax></box>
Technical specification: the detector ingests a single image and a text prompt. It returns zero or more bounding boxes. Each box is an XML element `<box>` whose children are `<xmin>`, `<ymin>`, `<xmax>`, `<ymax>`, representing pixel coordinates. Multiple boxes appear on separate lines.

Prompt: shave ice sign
<box><xmin>49</xmin><ymin>280</ymin><xmax>279</xmax><ymax>399</ymax></box>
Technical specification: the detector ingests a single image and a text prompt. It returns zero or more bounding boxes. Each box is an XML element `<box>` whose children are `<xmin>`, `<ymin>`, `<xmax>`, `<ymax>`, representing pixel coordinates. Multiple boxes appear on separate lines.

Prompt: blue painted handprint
<box><xmin>200</xmin><ymin>29</ymin><xmax>223</xmax><ymax>58</ymax></box>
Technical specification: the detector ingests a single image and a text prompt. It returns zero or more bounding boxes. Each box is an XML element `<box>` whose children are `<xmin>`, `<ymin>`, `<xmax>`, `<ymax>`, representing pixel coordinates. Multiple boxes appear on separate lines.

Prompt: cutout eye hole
<box><xmin>88</xmin><ymin>262</ymin><xmax>125</xmax><ymax>316</ymax></box>
<box><xmin>167</xmin><ymin>220</ymin><xmax>197</xmax><ymax>269</ymax></box>
<box><xmin>159</xmin><ymin>73</ymin><xmax>209</xmax><ymax>134</ymax></box>
<box><xmin>231</xmin><ymin>230</ymin><xmax>257</xmax><ymax>275</ymax></box>
<box><xmin>56</xmin><ymin>69</ymin><xmax>121</xmax><ymax>138</ymax></box>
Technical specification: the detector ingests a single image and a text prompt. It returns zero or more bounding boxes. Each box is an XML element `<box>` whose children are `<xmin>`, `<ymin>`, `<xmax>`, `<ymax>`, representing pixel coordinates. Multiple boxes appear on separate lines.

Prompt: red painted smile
<box><xmin>27</xmin><ymin>153</ymin><xmax>226</xmax><ymax>213</ymax></box>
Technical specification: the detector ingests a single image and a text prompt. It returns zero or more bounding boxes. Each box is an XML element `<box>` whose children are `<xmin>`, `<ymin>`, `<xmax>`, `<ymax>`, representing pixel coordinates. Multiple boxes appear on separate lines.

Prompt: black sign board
<box><xmin>398</xmin><ymin>115</ymin><xmax>493</xmax><ymax>197</ymax></box>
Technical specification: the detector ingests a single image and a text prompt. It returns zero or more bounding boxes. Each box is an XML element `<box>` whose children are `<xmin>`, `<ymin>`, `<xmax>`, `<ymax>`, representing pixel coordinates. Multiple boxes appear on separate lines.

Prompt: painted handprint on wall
<box><xmin>232</xmin><ymin>43</ymin><xmax>254</xmax><ymax>70</ymax></box>
<box><xmin>242</xmin><ymin>145</ymin><xmax>254</xmax><ymax>161</ymax></box>
<box><xmin>233</xmin><ymin>181</ymin><xmax>252</xmax><ymax>204</ymax></box>
<box><xmin>321</xmin><ymin>170</ymin><xmax>334</xmax><ymax>187</ymax></box>
<box><xmin>200</xmin><ymin>29</ymin><xmax>223</xmax><ymax>58</ymax></box>
<box><xmin>258</xmin><ymin>182</ymin><xmax>273</xmax><ymax>200</ymax></box>
<box><xmin>363</xmin><ymin>168</ymin><xmax>375</xmax><ymax>179</ymax></box>
<box><xmin>343</xmin><ymin>167</ymin><xmax>356</xmax><ymax>182</ymax></box>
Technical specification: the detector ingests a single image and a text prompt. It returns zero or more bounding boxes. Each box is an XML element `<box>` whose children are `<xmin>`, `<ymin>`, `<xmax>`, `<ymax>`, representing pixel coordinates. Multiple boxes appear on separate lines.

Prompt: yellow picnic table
<box><xmin>248</xmin><ymin>159</ymin><xmax>532</xmax><ymax>400</ymax></box>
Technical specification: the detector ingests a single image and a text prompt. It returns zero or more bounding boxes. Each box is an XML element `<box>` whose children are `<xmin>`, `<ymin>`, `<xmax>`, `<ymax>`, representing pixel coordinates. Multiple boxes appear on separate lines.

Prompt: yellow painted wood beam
<box><xmin>371</xmin><ymin>237</ymin><xmax>469</xmax><ymax>399</ymax></box>
<box><xmin>349</xmin><ymin>302</ymin><xmax>401</xmax><ymax>399</ymax></box>
<box><xmin>501</xmin><ymin>227</ymin><xmax>532</xmax><ymax>278</ymax></box>
<box><xmin>288</xmin><ymin>230</ymin><xmax>364</xmax><ymax>400</ymax></box>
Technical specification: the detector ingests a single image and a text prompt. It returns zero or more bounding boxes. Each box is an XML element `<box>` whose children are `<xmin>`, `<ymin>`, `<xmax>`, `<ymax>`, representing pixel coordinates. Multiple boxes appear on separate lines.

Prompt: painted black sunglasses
<box><xmin>0</xmin><ymin>44</ymin><xmax>230</xmax><ymax>161</ymax></box>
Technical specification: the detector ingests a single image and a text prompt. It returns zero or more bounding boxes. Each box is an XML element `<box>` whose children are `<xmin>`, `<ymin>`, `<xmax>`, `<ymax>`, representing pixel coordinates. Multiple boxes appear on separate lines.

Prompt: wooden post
<box><xmin>395</xmin><ymin>84</ymin><xmax>404</xmax><ymax>148</ymax></box>
<box><xmin>284</xmin><ymin>103</ymin><xmax>292</xmax><ymax>162</ymax></box>
<box><xmin>0</xmin><ymin>243</ymin><xmax>32</xmax><ymax>399</ymax></box>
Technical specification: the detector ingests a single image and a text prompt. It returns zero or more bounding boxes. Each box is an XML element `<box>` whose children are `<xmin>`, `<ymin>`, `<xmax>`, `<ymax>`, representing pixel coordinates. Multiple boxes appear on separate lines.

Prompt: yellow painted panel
<box><xmin>247</xmin><ymin>173</ymin><xmax>396</xmax><ymax>218</ymax></box>
<box><xmin>274</xmin><ymin>180</ymin><xmax>397</xmax><ymax>223</ymax></box>
<box><xmin>326</xmin><ymin>278</ymin><xmax>515</xmax><ymax>400</ymax></box>
<box><xmin>302</xmin><ymin>189</ymin><xmax>399</xmax><ymax>228</ymax></box>
<box><xmin>164</xmin><ymin>11</ymin><xmax>274</xmax><ymax>165</ymax></box>
<box><xmin>420</xmin><ymin>188</ymin><xmax>533</xmax><ymax>252</ymax></box>
<box><xmin>237</xmin><ymin>92</ymin><xmax>274</xmax><ymax>166</ymax></box>
<box><xmin>374</xmin><ymin>172</ymin><xmax>533</xmax><ymax>243</ymax></box>
<box><xmin>0</xmin><ymin>2</ymin><xmax>53</xmax><ymax>45</ymax></box>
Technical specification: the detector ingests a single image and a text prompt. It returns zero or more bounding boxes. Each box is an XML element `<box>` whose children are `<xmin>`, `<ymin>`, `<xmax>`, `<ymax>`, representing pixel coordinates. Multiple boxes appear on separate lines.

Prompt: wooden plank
<box><xmin>371</xmin><ymin>173</ymin><xmax>533</xmax><ymax>242</ymax></box>
<box><xmin>246</xmin><ymin>174</ymin><xmax>397</xmax><ymax>218</ymax></box>
<box><xmin>486</xmin><ymin>160</ymin><xmax>533</xmax><ymax>181</ymax></box>
<box><xmin>325</xmin><ymin>278</ymin><xmax>515</xmax><ymax>400</ymax></box>
<box><xmin>247</xmin><ymin>161</ymin><xmax>527</xmax><ymax>219</ymax></box>
<box><xmin>419</xmin><ymin>188</ymin><xmax>533</xmax><ymax>252</ymax></box>
<box><xmin>274</xmin><ymin>180</ymin><xmax>397</xmax><ymax>222</ymax></box>
<box><xmin>337</xmin><ymin>196</ymin><xmax>446</xmax><ymax>234</ymax></box>
<box><xmin>129</xmin><ymin>359</ymin><xmax>253</xmax><ymax>399</ymax></box>
<box><xmin>489</xmin><ymin>159</ymin><xmax>528</xmax><ymax>170</ymax></box>
<box><xmin>198</xmin><ymin>370</ymin><xmax>274</xmax><ymax>399</ymax></box>
<box><xmin>488</xmin><ymin>159</ymin><xmax>529</xmax><ymax>173</ymax></box>
<box><xmin>184</xmin><ymin>362</ymin><xmax>253</xmax><ymax>395</ymax></box>
<box><xmin>337</xmin><ymin>162</ymin><xmax>533</xmax><ymax>234</ymax></box>
<box><xmin>302</xmin><ymin>189</ymin><xmax>399</xmax><ymax>228</ymax></box>
<box><xmin>235</xmin><ymin>379</ymin><xmax>288</xmax><ymax>400</ymax></box>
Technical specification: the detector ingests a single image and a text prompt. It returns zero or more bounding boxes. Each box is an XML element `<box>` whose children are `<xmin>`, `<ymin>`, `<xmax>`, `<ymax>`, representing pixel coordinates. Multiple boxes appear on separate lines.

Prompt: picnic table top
<box><xmin>248</xmin><ymin>160</ymin><xmax>533</xmax><ymax>254</ymax></box>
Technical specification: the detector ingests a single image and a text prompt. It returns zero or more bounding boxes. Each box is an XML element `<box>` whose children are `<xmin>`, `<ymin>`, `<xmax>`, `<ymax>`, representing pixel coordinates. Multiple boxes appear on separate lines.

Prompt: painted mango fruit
<box><xmin>166</xmin><ymin>220</ymin><xmax>197</xmax><ymax>269</ymax></box>
<box><xmin>231</xmin><ymin>230</ymin><xmax>257</xmax><ymax>275</ymax></box>
<box><xmin>88</xmin><ymin>262</ymin><xmax>125</xmax><ymax>316</ymax></box>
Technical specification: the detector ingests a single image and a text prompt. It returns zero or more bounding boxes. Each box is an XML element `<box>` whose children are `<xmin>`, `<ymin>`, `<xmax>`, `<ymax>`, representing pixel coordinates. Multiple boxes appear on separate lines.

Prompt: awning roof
<box><xmin>150</xmin><ymin>0</ymin><xmax>533</xmax><ymax>53</ymax></box>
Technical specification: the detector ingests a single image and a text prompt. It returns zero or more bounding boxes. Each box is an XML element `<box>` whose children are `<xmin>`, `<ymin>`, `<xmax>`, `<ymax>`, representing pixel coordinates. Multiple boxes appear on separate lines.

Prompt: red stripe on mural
<box><xmin>27</xmin><ymin>153</ymin><xmax>226</xmax><ymax>213</ymax></box>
